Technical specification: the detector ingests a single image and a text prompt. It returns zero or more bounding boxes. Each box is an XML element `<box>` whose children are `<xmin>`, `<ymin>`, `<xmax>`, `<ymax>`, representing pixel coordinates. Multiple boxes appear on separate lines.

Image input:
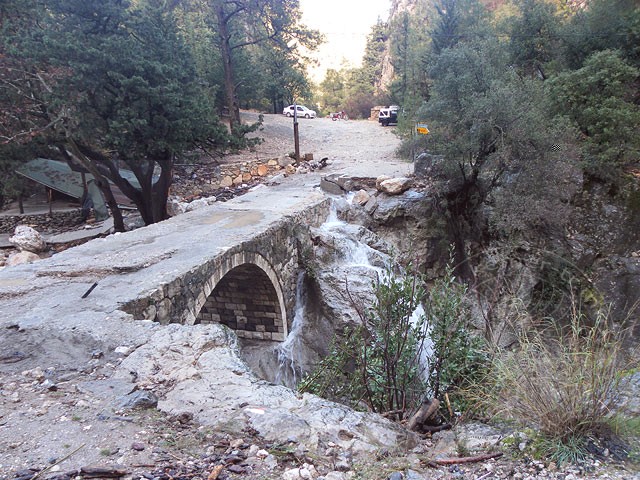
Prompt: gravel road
<box><xmin>224</xmin><ymin>112</ymin><xmax>412</xmax><ymax>179</ymax></box>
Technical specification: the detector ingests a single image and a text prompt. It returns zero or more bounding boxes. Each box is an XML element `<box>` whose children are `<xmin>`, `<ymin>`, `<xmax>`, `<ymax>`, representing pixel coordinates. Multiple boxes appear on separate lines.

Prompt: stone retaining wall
<box><xmin>0</xmin><ymin>210</ymin><xmax>81</xmax><ymax>235</ymax></box>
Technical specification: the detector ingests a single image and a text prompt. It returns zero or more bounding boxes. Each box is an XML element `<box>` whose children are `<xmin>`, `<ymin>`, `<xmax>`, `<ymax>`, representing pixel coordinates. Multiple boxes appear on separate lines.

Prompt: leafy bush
<box><xmin>300</xmin><ymin>260</ymin><xmax>487</xmax><ymax>421</ymax></box>
<box><xmin>300</xmin><ymin>265</ymin><xmax>429</xmax><ymax>418</ymax></box>
<box><xmin>424</xmin><ymin>262</ymin><xmax>488</xmax><ymax>415</ymax></box>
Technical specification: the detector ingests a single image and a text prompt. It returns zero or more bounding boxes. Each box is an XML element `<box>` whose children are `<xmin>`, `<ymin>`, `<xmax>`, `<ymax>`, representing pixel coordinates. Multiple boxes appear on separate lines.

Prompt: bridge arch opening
<box><xmin>194</xmin><ymin>253</ymin><xmax>287</xmax><ymax>341</ymax></box>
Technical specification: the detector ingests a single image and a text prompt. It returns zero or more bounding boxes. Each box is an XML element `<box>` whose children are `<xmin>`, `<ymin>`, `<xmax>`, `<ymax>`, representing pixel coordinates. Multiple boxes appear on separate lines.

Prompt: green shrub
<box><xmin>300</xmin><ymin>259</ymin><xmax>488</xmax><ymax>421</ymax></box>
<box><xmin>300</xmin><ymin>264</ymin><xmax>428</xmax><ymax>418</ymax></box>
<box><xmin>423</xmin><ymin>261</ymin><xmax>488</xmax><ymax>416</ymax></box>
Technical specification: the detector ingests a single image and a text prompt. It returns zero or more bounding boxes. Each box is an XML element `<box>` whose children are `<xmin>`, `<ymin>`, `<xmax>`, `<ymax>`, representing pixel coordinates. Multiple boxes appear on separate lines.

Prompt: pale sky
<box><xmin>299</xmin><ymin>0</ymin><xmax>391</xmax><ymax>83</ymax></box>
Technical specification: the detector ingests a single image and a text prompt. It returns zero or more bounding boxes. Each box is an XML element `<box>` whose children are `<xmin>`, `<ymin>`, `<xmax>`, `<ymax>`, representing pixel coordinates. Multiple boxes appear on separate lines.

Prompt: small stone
<box><xmin>131</xmin><ymin>442</ymin><xmax>145</xmax><ymax>451</ymax></box>
<box><xmin>335</xmin><ymin>455</ymin><xmax>351</xmax><ymax>471</ymax></box>
<box><xmin>278</xmin><ymin>155</ymin><xmax>295</xmax><ymax>167</ymax></box>
<box><xmin>388</xmin><ymin>473</ymin><xmax>403</xmax><ymax>480</ymax></box>
<box><xmin>9</xmin><ymin>225</ymin><xmax>46</xmax><ymax>253</ymax></box>
<box><xmin>114</xmin><ymin>346</ymin><xmax>131</xmax><ymax>355</ymax></box>
<box><xmin>264</xmin><ymin>454</ymin><xmax>278</xmax><ymax>470</ymax></box>
<box><xmin>116</xmin><ymin>390</ymin><xmax>158</xmax><ymax>410</ymax></box>
<box><xmin>229</xmin><ymin>438</ymin><xmax>244</xmax><ymax>449</ymax></box>
<box><xmin>220</xmin><ymin>176</ymin><xmax>233</xmax><ymax>188</ymax></box>
<box><xmin>256</xmin><ymin>449</ymin><xmax>269</xmax><ymax>458</ymax></box>
<box><xmin>283</xmin><ymin>468</ymin><xmax>302</xmax><ymax>480</ymax></box>
<box><xmin>378</xmin><ymin>177</ymin><xmax>412</xmax><ymax>195</ymax></box>
<box><xmin>42</xmin><ymin>379</ymin><xmax>57</xmax><ymax>391</ymax></box>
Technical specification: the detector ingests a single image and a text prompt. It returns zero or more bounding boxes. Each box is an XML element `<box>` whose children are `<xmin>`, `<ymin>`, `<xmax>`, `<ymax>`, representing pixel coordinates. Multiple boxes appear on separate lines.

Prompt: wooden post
<box><xmin>293</xmin><ymin>103</ymin><xmax>300</xmax><ymax>161</ymax></box>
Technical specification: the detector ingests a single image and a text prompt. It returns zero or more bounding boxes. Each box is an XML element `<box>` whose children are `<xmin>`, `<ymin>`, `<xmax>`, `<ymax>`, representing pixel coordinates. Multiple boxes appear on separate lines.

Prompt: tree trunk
<box><xmin>60</xmin><ymin>141</ymin><xmax>126</xmax><ymax>232</ymax></box>
<box><xmin>216</xmin><ymin>4</ymin><xmax>241</xmax><ymax>131</ymax></box>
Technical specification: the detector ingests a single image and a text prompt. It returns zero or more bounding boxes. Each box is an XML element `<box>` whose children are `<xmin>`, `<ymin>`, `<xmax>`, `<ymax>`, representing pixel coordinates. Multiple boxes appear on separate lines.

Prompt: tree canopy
<box><xmin>0</xmin><ymin>0</ymin><xmax>318</xmax><ymax>228</ymax></box>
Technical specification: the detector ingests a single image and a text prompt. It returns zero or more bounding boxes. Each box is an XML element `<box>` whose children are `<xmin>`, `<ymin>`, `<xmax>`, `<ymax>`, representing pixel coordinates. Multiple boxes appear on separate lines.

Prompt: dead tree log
<box><xmin>407</xmin><ymin>398</ymin><xmax>440</xmax><ymax>432</ymax></box>
<box><xmin>427</xmin><ymin>452</ymin><xmax>503</xmax><ymax>468</ymax></box>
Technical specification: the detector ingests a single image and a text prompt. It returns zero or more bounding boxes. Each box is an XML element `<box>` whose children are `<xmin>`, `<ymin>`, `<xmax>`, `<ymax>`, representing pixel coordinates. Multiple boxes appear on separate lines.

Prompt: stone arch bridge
<box><xmin>0</xmin><ymin>186</ymin><xmax>330</xmax><ymax>343</ymax></box>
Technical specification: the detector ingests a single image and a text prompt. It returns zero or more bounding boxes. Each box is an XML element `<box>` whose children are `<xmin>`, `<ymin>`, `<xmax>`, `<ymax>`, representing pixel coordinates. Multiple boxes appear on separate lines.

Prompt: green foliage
<box><xmin>549</xmin><ymin>49</ymin><xmax>640</xmax><ymax>182</ymax></box>
<box><xmin>300</xmin><ymin>265</ymin><xmax>429</xmax><ymax>418</ymax></box>
<box><xmin>318</xmin><ymin>69</ymin><xmax>347</xmax><ymax>113</ymax></box>
<box><xmin>502</xmin><ymin>0</ymin><xmax>562</xmax><ymax>78</ymax></box>
<box><xmin>424</xmin><ymin>261</ymin><xmax>487</xmax><ymax>414</ymax></box>
<box><xmin>561</xmin><ymin>0</ymin><xmax>640</xmax><ymax>69</ymax></box>
<box><xmin>301</xmin><ymin>259</ymin><xmax>487</xmax><ymax>421</ymax></box>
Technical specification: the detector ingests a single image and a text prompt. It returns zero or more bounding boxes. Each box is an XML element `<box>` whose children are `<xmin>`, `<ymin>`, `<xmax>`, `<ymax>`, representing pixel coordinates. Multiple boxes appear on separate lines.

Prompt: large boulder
<box><xmin>5</xmin><ymin>250</ymin><xmax>41</xmax><ymax>266</ymax></box>
<box><xmin>116</xmin><ymin>324</ymin><xmax>417</xmax><ymax>454</ymax></box>
<box><xmin>378</xmin><ymin>177</ymin><xmax>412</xmax><ymax>195</ymax></box>
<box><xmin>320</xmin><ymin>174</ymin><xmax>354</xmax><ymax>196</ymax></box>
<box><xmin>278</xmin><ymin>155</ymin><xmax>295</xmax><ymax>167</ymax></box>
<box><xmin>414</xmin><ymin>152</ymin><xmax>445</xmax><ymax>179</ymax></box>
<box><xmin>9</xmin><ymin>225</ymin><xmax>46</xmax><ymax>253</ymax></box>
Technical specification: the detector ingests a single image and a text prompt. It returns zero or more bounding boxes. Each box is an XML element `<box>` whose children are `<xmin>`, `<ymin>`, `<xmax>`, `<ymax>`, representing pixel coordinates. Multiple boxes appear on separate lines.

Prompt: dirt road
<box><xmin>224</xmin><ymin>112</ymin><xmax>412</xmax><ymax>178</ymax></box>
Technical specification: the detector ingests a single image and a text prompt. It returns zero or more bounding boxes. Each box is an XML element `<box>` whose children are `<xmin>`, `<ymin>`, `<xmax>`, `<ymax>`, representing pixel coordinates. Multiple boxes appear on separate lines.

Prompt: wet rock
<box><xmin>321</xmin><ymin>174</ymin><xmax>354</xmax><ymax>195</ymax></box>
<box><xmin>9</xmin><ymin>225</ymin><xmax>46</xmax><ymax>253</ymax></box>
<box><xmin>352</xmin><ymin>190</ymin><xmax>370</xmax><ymax>206</ymax></box>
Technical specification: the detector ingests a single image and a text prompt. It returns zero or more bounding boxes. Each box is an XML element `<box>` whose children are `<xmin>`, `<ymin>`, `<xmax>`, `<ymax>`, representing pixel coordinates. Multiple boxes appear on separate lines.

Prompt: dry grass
<box><xmin>484</xmin><ymin>302</ymin><xmax>636</xmax><ymax>446</ymax></box>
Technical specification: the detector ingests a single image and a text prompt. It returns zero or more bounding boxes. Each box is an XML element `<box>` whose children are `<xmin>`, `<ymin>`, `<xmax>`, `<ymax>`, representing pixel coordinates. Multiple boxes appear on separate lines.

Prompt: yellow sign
<box><xmin>416</xmin><ymin>122</ymin><xmax>430</xmax><ymax>135</ymax></box>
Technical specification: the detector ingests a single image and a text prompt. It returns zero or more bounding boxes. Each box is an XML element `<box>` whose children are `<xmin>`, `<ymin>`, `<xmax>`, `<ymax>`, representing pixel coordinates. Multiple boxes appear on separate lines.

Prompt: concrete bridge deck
<box><xmin>0</xmin><ymin>178</ymin><xmax>330</xmax><ymax>339</ymax></box>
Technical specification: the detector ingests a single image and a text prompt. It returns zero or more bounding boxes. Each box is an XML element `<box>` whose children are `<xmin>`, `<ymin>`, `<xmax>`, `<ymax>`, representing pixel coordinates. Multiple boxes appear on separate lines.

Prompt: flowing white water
<box><xmin>409</xmin><ymin>304</ymin><xmax>434</xmax><ymax>384</ymax></box>
<box><xmin>273</xmin><ymin>200</ymin><xmax>432</xmax><ymax>388</ymax></box>
<box><xmin>274</xmin><ymin>271</ymin><xmax>306</xmax><ymax>388</ymax></box>
<box><xmin>318</xmin><ymin>201</ymin><xmax>385</xmax><ymax>270</ymax></box>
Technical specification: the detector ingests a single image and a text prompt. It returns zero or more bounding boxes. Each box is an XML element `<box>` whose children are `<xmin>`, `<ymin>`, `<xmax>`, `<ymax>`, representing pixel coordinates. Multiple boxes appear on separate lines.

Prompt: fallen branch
<box><xmin>79</xmin><ymin>466</ymin><xmax>129</xmax><ymax>478</ymax></box>
<box><xmin>420</xmin><ymin>423</ymin><xmax>452</xmax><ymax>433</ymax></box>
<box><xmin>427</xmin><ymin>452</ymin><xmax>503</xmax><ymax>468</ymax></box>
<box><xmin>31</xmin><ymin>444</ymin><xmax>85</xmax><ymax>480</ymax></box>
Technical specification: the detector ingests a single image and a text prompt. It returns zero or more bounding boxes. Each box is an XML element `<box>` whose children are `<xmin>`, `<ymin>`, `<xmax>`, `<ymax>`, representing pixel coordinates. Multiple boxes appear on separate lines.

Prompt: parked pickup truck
<box><xmin>378</xmin><ymin>105</ymin><xmax>399</xmax><ymax>126</ymax></box>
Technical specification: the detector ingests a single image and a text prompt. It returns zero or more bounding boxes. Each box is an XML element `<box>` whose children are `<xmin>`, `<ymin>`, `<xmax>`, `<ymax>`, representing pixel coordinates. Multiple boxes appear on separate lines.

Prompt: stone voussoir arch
<box><xmin>188</xmin><ymin>251</ymin><xmax>288</xmax><ymax>341</ymax></box>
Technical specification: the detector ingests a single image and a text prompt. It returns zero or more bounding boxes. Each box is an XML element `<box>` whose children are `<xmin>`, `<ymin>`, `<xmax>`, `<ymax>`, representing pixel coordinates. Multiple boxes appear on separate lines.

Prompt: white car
<box><xmin>283</xmin><ymin>105</ymin><xmax>316</xmax><ymax>118</ymax></box>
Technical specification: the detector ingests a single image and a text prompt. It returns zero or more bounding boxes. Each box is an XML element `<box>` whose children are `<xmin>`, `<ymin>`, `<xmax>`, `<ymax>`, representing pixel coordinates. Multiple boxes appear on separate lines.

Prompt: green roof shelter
<box><xmin>16</xmin><ymin>158</ymin><xmax>141</xmax><ymax>221</ymax></box>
